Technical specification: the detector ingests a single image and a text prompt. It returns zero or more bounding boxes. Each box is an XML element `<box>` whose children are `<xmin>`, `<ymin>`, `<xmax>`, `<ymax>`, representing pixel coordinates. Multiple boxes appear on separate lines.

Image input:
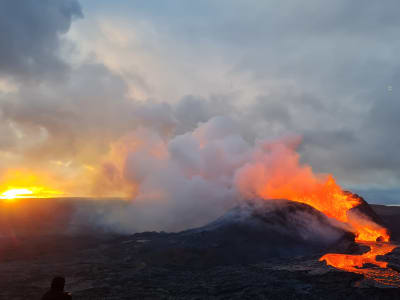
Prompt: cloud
<box><xmin>0</xmin><ymin>0</ymin><xmax>82</xmax><ymax>81</ymax></box>
<box><xmin>0</xmin><ymin>0</ymin><xmax>399</xmax><ymax>204</ymax></box>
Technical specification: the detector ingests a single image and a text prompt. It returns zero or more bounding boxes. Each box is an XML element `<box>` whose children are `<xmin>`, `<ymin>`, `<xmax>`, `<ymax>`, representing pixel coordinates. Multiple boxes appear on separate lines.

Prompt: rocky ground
<box><xmin>1</xmin><ymin>201</ymin><xmax>400</xmax><ymax>299</ymax></box>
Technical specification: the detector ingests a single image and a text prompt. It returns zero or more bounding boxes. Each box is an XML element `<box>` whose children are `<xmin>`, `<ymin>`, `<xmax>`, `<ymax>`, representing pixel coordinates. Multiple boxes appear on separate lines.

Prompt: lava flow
<box><xmin>281</xmin><ymin>185</ymin><xmax>399</xmax><ymax>285</ymax></box>
<box><xmin>270</xmin><ymin>180</ymin><xmax>399</xmax><ymax>285</ymax></box>
<box><xmin>317</xmin><ymin>191</ymin><xmax>400</xmax><ymax>286</ymax></box>
<box><xmin>320</xmin><ymin>242</ymin><xmax>400</xmax><ymax>286</ymax></box>
<box><xmin>235</xmin><ymin>140</ymin><xmax>399</xmax><ymax>285</ymax></box>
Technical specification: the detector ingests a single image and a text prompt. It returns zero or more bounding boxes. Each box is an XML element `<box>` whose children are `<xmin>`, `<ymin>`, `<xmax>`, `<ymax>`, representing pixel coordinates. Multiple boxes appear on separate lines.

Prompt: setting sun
<box><xmin>0</xmin><ymin>169</ymin><xmax>65</xmax><ymax>201</ymax></box>
<box><xmin>0</xmin><ymin>186</ymin><xmax>63</xmax><ymax>200</ymax></box>
<box><xmin>0</xmin><ymin>188</ymin><xmax>34</xmax><ymax>200</ymax></box>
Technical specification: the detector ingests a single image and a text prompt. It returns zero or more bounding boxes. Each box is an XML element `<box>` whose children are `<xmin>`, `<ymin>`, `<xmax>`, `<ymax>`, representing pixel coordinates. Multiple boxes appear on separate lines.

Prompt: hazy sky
<box><xmin>0</xmin><ymin>0</ymin><xmax>399</xmax><ymax>204</ymax></box>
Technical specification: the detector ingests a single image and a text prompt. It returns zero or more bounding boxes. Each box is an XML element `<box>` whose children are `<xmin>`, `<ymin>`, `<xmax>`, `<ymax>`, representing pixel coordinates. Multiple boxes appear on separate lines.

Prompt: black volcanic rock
<box><xmin>3</xmin><ymin>200</ymin><xmax>400</xmax><ymax>299</ymax></box>
<box><xmin>371</xmin><ymin>204</ymin><xmax>400</xmax><ymax>241</ymax></box>
<box><xmin>133</xmin><ymin>199</ymin><xmax>355</xmax><ymax>268</ymax></box>
<box><xmin>345</xmin><ymin>191</ymin><xmax>391</xmax><ymax>241</ymax></box>
<box><xmin>345</xmin><ymin>191</ymin><xmax>387</xmax><ymax>227</ymax></box>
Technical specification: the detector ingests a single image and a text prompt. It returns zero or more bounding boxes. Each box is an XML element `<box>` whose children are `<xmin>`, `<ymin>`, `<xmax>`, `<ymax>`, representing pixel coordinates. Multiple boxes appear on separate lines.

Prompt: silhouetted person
<box><xmin>41</xmin><ymin>276</ymin><xmax>72</xmax><ymax>300</ymax></box>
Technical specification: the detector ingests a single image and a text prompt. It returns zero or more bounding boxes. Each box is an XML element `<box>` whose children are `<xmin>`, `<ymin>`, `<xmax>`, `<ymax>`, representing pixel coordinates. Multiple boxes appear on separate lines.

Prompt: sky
<box><xmin>0</xmin><ymin>0</ymin><xmax>400</xmax><ymax>206</ymax></box>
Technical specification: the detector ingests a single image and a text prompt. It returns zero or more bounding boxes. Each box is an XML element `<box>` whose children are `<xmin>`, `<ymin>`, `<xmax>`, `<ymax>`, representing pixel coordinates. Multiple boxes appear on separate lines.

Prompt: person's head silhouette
<box><xmin>42</xmin><ymin>276</ymin><xmax>71</xmax><ymax>299</ymax></box>
<box><xmin>51</xmin><ymin>277</ymin><xmax>65</xmax><ymax>292</ymax></box>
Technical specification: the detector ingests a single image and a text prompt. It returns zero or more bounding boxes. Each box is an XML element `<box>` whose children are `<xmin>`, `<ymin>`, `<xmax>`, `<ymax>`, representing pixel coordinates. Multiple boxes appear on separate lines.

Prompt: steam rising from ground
<box><xmin>0</xmin><ymin>114</ymin><xmax>383</xmax><ymax>237</ymax></box>
<box><xmin>77</xmin><ymin>116</ymin><xmax>345</xmax><ymax>233</ymax></box>
<box><xmin>89</xmin><ymin>116</ymin><xmax>249</xmax><ymax>232</ymax></box>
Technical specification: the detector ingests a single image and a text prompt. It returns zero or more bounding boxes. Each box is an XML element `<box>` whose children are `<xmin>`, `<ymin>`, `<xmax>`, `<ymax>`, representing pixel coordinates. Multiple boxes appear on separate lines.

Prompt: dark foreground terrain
<box><xmin>1</xmin><ymin>200</ymin><xmax>400</xmax><ymax>299</ymax></box>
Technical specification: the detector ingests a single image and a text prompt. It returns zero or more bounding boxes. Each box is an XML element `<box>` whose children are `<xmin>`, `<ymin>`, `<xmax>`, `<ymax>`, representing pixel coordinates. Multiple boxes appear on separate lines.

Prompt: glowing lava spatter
<box><xmin>269</xmin><ymin>182</ymin><xmax>399</xmax><ymax>285</ymax></box>
<box><xmin>235</xmin><ymin>140</ymin><xmax>391</xmax><ymax>242</ymax></box>
<box><xmin>235</xmin><ymin>140</ymin><xmax>398</xmax><ymax>285</ymax></box>
<box><xmin>314</xmin><ymin>191</ymin><xmax>399</xmax><ymax>286</ymax></box>
<box><xmin>266</xmin><ymin>179</ymin><xmax>398</xmax><ymax>285</ymax></box>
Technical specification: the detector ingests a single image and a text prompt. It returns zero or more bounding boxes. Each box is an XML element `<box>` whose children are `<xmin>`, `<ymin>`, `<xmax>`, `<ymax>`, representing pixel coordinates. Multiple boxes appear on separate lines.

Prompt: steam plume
<box><xmin>84</xmin><ymin>116</ymin><xmax>353</xmax><ymax>233</ymax></box>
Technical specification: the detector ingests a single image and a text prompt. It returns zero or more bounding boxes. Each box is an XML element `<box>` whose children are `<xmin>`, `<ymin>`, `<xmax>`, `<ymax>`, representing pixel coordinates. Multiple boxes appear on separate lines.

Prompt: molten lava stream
<box><xmin>320</xmin><ymin>242</ymin><xmax>400</xmax><ymax>286</ymax></box>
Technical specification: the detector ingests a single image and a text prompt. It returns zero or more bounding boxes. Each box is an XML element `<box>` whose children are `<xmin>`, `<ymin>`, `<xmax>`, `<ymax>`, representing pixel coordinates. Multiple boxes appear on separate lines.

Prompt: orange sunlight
<box><xmin>0</xmin><ymin>169</ymin><xmax>64</xmax><ymax>201</ymax></box>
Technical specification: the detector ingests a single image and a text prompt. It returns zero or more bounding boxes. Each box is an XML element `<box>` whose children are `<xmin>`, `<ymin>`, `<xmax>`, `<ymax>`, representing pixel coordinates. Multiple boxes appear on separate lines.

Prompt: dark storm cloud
<box><xmin>0</xmin><ymin>0</ymin><xmax>82</xmax><ymax>80</ymax></box>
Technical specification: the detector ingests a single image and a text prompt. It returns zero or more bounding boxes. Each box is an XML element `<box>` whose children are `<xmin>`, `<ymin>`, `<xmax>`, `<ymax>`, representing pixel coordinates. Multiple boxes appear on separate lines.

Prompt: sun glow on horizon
<box><xmin>0</xmin><ymin>169</ymin><xmax>67</xmax><ymax>201</ymax></box>
<box><xmin>0</xmin><ymin>187</ymin><xmax>63</xmax><ymax>201</ymax></box>
<box><xmin>0</xmin><ymin>188</ymin><xmax>34</xmax><ymax>200</ymax></box>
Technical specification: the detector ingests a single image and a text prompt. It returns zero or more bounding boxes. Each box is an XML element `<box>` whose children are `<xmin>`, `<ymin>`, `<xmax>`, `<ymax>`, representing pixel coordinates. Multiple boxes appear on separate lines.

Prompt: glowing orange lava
<box><xmin>261</xmin><ymin>175</ymin><xmax>398</xmax><ymax>285</ymax></box>
<box><xmin>235</xmin><ymin>139</ymin><xmax>398</xmax><ymax>285</ymax></box>
<box><xmin>236</xmin><ymin>140</ymin><xmax>390</xmax><ymax>242</ymax></box>
<box><xmin>320</xmin><ymin>242</ymin><xmax>400</xmax><ymax>286</ymax></box>
<box><xmin>240</xmin><ymin>166</ymin><xmax>389</xmax><ymax>241</ymax></box>
<box><xmin>260</xmin><ymin>172</ymin><xmax>398</xmax><ymax>285</ymax></box>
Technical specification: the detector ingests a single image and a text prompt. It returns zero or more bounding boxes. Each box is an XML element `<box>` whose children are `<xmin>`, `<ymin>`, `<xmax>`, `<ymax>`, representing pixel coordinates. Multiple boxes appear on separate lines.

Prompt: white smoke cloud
<box><xmin>77</xmin><ymin>114</ymin><xmax>353</xmax><ymax>235</ymax></box>
<box><xmin>89</xmin><ymin>116</ymin><xmax>251</xmax><ymax>232</ymax></box>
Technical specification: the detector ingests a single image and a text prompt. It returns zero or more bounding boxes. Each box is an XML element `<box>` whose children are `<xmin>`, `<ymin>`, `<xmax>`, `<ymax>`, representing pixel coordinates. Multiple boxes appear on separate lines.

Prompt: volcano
<box><xmin>133</xmin><ymin>199</ymin><xmax>355</xmax><ymax>268</ymax></box>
